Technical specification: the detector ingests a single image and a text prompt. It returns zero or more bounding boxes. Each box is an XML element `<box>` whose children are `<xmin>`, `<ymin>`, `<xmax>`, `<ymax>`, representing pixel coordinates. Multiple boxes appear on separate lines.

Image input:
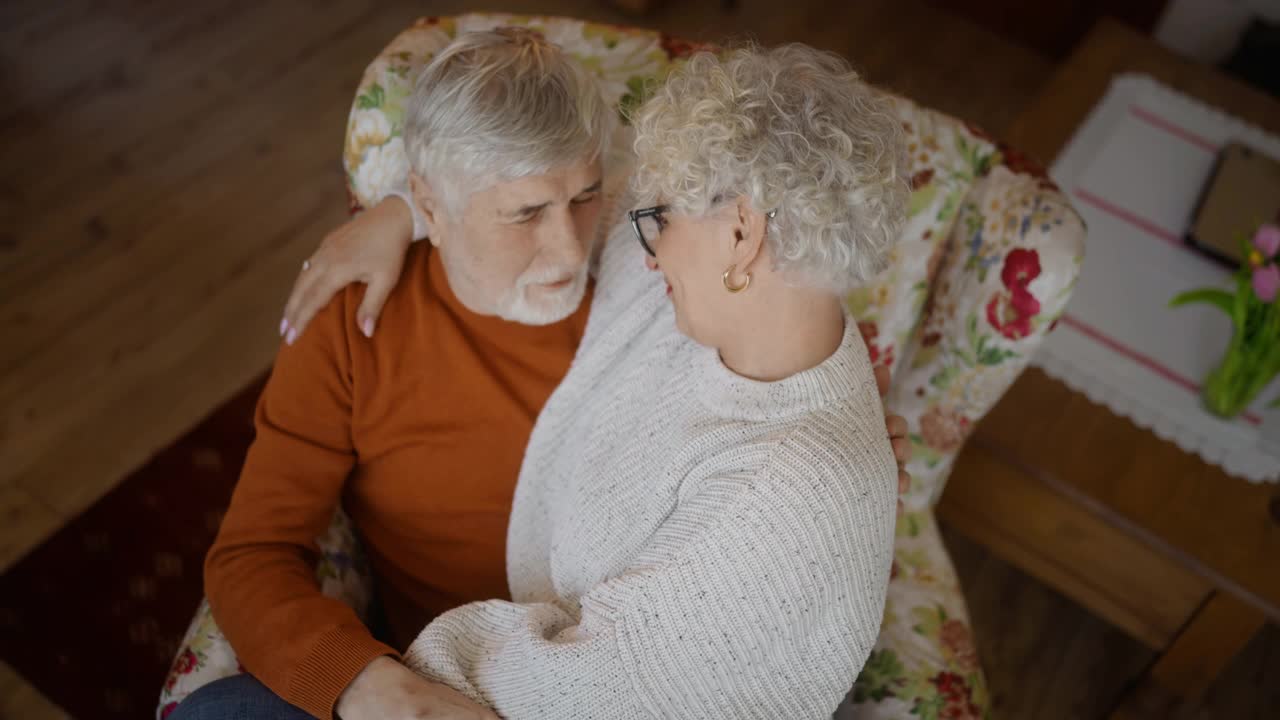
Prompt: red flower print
<box><xmin>857</xmin><ymin>321</ymin><xmax>878</xmax><ymax>344</ymax></box>
<box><xmin>871</xmin><ymin>345</ymin><xmax>895</xmax><ymax>370</ymax></box>
<box><xmin>986</xmin><ymin>293</ymin><xmax>1034</xmax><ymax>340</ymax></box>
<box><xmin>1000</xmin><ymin>144</ymin><xmax>1051</xmax><ymax>178</ymax></box>
<box><xmin>1000</xmin><ymin>248</ymin><xmax>1041</xmax><ymax>291</ymax></box>
<box><xmin>857</xmin><ymin>321</ymin><xmax>894</xmax><ymax>370</ymax></box>
<box><xmin>161</xmin><ymin>702</ymin><xmax>179</xmax><ymax>719</ymax></box>
<box><xmin>930</xmin><ymin>672</ymin><xmax>982</xmax><ymax>720</ymax></box>
<box><xmin>962</xmin><ymin>122</ymin><xmax>995</xmax><ymax>144</ymax></box>
<box><xmin>172</xmin><ymin>648</ymin><xmax>198</xmax><ymax>675</ymax></box>
<box><xmin>1008</xmin><ymin>285</ymin><xmax>1041</xmax><ymax>317</ymax></box>
<box><xmin>659</xmin><ymin>35</ymin><xmax>714</xmax><ymax>60</ymax></box>
<box><xmin>911</xmin><ymin>168</ymin><xmax>935</xmax><ymax>190</ymax></box>
<box><xmin>987</xmin><ymin>249</ymin><xmax>1044</xmax><ymax>340</ymax></box>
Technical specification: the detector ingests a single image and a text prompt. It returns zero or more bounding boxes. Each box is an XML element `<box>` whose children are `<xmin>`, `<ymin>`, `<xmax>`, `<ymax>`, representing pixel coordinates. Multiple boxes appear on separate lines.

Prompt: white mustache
<box><xmin>518</xmin><ymin>265</ymin><xmax>584</xmax><ymax>288</ymax></box>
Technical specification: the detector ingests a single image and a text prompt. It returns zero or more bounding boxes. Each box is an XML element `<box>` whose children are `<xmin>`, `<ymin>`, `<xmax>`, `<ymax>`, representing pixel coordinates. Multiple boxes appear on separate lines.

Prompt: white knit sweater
<box><xmin>403</xmin><ymin>218</ymin><xmax>899</xmax><ymax>719</ymax></box>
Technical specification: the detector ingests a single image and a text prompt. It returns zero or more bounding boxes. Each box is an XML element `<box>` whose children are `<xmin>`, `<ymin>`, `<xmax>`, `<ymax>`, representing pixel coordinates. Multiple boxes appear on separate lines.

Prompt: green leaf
<box><xmin>973</xmin><ymin>151</ymin><xmax>995</xmax><ymax>177</ymax></box>
<box><xmin>1169</xmin><ymin>288</ymin><xmax>1235</xmax><ymax>316</ymax></box>
<box><xmin>1233</xmin><ymin>275</ymin><xmax>1249</xmax><ymax>335</ymax></box>
<box><xmin>978</xmin><ymin>346</ymin><xmax>1019</xmax><ymax>366</ymax></box>
<box><xmin>845</xmin><ymin>286</ymin><xmax>873</xmax><ymax>318</ymax></box>
<box><xmin>911</xmin><ymin>604</ymin><xmax>946</xmax><ymax>637</ymax></box>
<box><xmin>937</xmin><ymin>193</ymin><xmax>958</xmax><ymax>223</ymax></box>
<box><xmin>617</xmin><ymin>75</ymin><xmax>655</xmax><ymax>125</ymax></box>
<box><xmin>908</xmin><ymin>183</ymin><xmax>940</xmax><ymax>218</ymax></box>
<box><xmin>912</xmin><ymin>690</ymin><xmax>945</xmax><ymax>720</ymax></box>
<box><xmin>930</xmin><ymin>364</ymin><xmax>959</xmax><ymax>389</ymax></box>
<box><xmin>852</xmin><ymin>649</ymin><xmax>906</xmax><ymax>703</ymax></box>
<box><xmin>355</xmin><ymin>82</ymin><xmax>385</xmax><ymax>110</ymax></box>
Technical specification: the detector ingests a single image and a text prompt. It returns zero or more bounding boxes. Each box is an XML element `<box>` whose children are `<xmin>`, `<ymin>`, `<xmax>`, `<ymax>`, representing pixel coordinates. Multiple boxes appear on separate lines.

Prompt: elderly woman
<box><xmin>300</xmin><ymin>43</ymin><xmax>906</xmax><ymax>718</ymax></box>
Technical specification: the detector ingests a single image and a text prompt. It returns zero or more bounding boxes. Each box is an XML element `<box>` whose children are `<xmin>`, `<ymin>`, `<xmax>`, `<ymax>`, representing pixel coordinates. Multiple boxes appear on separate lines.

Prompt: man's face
<box><xmin>420</xmin><ymin>157</ymin><xmax>604</xmax><ymax>325</ymax></box>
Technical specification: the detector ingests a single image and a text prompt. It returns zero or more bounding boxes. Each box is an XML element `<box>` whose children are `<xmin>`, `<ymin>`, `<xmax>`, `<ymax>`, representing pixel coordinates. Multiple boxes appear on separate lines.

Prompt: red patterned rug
<box><xmin>0</xmin><ymin>377</ymin><xmax>267</xmax><ymax>719</ymax></box>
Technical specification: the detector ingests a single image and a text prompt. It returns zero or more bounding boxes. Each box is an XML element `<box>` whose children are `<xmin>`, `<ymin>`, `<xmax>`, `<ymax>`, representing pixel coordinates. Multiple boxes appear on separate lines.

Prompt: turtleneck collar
<box><xmin>693</xmin><ymin>311</ymin><xmax>863</xmax><ymax>421</ymax></box>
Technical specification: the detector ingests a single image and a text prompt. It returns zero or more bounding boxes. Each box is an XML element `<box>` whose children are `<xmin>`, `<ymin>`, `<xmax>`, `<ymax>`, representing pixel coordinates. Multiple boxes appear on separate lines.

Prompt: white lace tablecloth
<box><xmin>1038</xmin><ymin>74</ymin><xmax>1280</xmax><ymax>482</ymax></box>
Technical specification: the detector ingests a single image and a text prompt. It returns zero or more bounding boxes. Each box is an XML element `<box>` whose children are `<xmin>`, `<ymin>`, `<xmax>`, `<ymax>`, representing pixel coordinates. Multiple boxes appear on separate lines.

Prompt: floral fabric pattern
<box><xmin>837</xmin><ymin>512</ymin><xmax>988</xmax><ymax>720</ymax></box>
<box><xmin>161</xmin><ymin>14</ymin><xmax>1085</xmax><ymax>719</ymax></box>
<box><xmin>841</xmin><ymin>128</ymin><xmax>1084</xmax><ymax>718</ymax></box>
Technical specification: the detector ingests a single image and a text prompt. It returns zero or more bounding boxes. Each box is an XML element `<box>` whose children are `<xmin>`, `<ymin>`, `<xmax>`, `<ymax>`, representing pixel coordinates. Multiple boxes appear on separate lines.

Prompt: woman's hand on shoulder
<box><xmin>280</xmin><ymin>196</ymin><xmax>415</xmax><ymax>344</ymax></box>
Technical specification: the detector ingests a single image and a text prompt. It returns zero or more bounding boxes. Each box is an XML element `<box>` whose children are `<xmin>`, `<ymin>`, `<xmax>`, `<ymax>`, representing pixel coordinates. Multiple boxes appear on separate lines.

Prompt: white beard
<box><xmin>496</xmin><ymin>263</ymin><xmax>590</xmax><ymax>326</ymax></box>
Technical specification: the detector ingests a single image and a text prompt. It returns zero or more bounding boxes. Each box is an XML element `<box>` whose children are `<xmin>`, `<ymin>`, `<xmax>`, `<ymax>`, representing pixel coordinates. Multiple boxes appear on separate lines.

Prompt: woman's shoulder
<box><xmin>763</xmin><ymin>397</ymin><xmax>898</xmax><ymax>501</ymax></box>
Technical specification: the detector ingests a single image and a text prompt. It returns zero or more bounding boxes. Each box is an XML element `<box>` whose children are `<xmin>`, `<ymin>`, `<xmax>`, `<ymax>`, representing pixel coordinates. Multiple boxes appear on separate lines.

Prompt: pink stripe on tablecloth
<box><xmin>1129</xmin><ymin>105</ymin><xmax>1220</xmax><ymax>153</ymax></box>
<box><xmin>1073</xmin><ymin>188</ymin><xmax>1185</xmax><ymax>249</ymax></box>
<box><xmin>1058</xmin><ymin>314</ymin><xmax>1263</xmax><ymax>426</ymax></box>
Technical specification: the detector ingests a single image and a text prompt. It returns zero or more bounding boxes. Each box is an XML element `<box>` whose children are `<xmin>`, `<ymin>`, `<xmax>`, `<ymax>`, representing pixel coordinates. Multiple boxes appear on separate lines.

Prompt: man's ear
<box><xmin>408</xmin><ymin>172</ymin><xmax>443</xmax><ymax>247</ymax></box>
<box><xmin>730</xmin><ymin>195</ymin><xmax>769</xmax><ymax>272</ymax></box>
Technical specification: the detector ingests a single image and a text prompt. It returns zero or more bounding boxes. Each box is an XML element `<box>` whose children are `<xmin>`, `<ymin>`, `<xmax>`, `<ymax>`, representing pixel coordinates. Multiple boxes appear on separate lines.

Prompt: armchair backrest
<box><xmin>857</xmin><ymin>101</ymin><xmax>1086</xmax><ymax>507</ymax></box>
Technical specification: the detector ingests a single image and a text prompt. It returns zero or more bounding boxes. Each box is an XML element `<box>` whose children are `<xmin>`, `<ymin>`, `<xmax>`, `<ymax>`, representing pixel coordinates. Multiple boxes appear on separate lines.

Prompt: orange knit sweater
<box><xmin>205</xmin><ymin>243</ymin><xmax>591</xmax><ymax>718</ymax></box>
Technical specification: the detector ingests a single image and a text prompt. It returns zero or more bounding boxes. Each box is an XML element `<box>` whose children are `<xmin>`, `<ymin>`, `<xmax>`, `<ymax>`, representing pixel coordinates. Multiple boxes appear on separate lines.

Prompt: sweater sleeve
<box><xmin>402</xmin><ymin>444</ymin><xmax>897</xmax><ymax>720</ymax></box>
<box><xmin>204</xmin><ymin>289</ymin><xmax>396</xmax><ymax>719</ymax></box>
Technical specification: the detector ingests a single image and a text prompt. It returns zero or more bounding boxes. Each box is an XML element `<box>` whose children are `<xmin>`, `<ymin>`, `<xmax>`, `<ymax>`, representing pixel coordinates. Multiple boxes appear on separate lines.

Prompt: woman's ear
<box><xmin>408</xmin><ymin>172</ymin><xmax>442</xmax><ymax>247</ymax></box>
<box><xmin>730</xmin><ymin>195</ymin><xmax>769</xmax><ymax>271</ymax></box>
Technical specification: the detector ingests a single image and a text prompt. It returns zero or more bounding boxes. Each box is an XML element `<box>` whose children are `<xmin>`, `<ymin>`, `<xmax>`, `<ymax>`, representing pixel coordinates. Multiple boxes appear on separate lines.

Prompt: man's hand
<box><xmin>873</xmin><ymin>364</ymin><xmax>912</xmax><ymax>518</ymax></box>
<box><xmin>336</xmin><ymin>656</ymin><xmax>499</xmax><ymax>720</ymax></box>
<box><xmin>281</xmin><ymin>196</ymin><xmax>416</xmax><ymax>345</ymax></box>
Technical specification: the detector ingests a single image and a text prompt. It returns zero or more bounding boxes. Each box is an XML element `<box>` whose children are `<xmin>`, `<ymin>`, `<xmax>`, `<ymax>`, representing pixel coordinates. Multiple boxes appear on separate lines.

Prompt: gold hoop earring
<box><xmin>722</xmin><ymin>264</ymin><xmax>751</xmax><ymax>293</ymax></box>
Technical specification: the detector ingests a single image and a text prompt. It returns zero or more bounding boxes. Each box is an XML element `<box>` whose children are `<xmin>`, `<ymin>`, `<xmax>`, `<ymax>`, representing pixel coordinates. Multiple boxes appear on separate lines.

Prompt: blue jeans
<box><xmin>168</xmin><ymin>674</ymin><xmax>315</xmax><ymax>720</ymax></box>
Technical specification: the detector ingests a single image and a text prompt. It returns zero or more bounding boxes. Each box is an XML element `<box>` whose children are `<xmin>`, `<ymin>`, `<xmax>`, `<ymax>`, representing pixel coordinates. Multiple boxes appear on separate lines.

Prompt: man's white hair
<box><xmin>631</xmin><ymin>44</ymin><xmax>909</xmax><ymax>292</ymax></box>
<box><xmin>405</xmin><ymin>27</ymin><xmax>613</xmax><ymax>213</ymax></box>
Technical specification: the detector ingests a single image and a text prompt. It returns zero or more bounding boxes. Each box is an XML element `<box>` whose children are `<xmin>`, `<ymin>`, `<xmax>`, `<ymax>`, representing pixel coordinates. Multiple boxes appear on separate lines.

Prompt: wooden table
<box><xmin>935</xmin><ymin>18</ymin><xmax>1280</xmax><ymax>718</ymax></box>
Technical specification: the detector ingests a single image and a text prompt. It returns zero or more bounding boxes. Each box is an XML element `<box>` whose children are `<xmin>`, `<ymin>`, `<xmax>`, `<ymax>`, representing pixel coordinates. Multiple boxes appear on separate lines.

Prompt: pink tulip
<box><xmin>1253</xmin><ymin>223</ymin><xmax>1280</xmax><ymax>259</ymax></box>
<box><xmin>1253</xmin><ymin>263</ymin><xmax>1280</xmax><ymax>303</ymax></box>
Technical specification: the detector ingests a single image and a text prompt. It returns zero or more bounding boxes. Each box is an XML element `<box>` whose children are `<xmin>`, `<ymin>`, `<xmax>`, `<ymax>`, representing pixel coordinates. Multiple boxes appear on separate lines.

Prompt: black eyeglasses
<box><xmin>628</xmin><ymin>201</ymin><xmax>777</xmax><ymax>257</ymax></box>
<box><xmin>628</xmin><ymin>204</ymin><xmax>668</xmax><ymax>257</ymax></box>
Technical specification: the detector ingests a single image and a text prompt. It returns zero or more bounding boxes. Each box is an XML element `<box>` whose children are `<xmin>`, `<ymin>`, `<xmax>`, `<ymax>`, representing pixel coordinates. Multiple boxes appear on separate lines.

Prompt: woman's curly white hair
<box><xmin>631</xmin><ymin>44</ymin><xmax>908</xmax><ymax>291</ymax></box>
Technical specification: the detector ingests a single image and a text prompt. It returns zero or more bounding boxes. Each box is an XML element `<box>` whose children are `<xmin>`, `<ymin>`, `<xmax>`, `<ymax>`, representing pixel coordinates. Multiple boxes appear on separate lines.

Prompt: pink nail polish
<box><xmin>279</xmin><ymin>318</ymin><xmax>289</xmax><ymax>336</ymax></box>
<box><xmin>286</xmin><ymin>328</ymin><xmax>298</xmax><ymax>345</ymax></box>
<box><xmin>361</xmin><ymin>318</ymin><xmax>374</xmax><ymax>338</ymax></box>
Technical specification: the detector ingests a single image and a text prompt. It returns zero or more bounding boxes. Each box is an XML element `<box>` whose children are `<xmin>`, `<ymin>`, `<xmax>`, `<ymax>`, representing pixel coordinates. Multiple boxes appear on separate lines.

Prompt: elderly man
<box><xmin>173</xmin><ymin>28</ymin><xmax>909</xmax><ymax>720</ymax></box>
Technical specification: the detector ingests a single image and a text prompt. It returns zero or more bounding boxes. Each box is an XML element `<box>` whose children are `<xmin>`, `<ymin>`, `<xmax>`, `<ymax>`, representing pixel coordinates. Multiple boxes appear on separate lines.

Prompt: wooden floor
<box><xmin>0</xmin><ymin>1</ymin><xmax>1275</xmax><ymax>717</ymax></box>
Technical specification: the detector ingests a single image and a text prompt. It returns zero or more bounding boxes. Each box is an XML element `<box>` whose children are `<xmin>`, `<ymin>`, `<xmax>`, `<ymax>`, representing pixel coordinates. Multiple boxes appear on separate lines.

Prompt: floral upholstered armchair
<box><xmin>159</xmin><ymin>14</ymin><xmax>1084</xmax><ymax>720</ymax></box>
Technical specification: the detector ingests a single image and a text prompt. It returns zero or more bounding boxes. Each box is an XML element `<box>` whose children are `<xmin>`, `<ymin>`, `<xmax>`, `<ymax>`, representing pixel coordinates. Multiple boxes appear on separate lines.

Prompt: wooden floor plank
<box><xmin>0</xmin><ymin>659</ymin><xmax>68</xmax><ymax>720</ymax></box>
<box><xmin>1</xmin><ymin>0</ymin><xmax>379</xmax><ymax>288</ymax></box>
<box><xmin>0</xmin><ymin>485</ymin><xmax>61</xmax><ymax>574</ymax></box>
